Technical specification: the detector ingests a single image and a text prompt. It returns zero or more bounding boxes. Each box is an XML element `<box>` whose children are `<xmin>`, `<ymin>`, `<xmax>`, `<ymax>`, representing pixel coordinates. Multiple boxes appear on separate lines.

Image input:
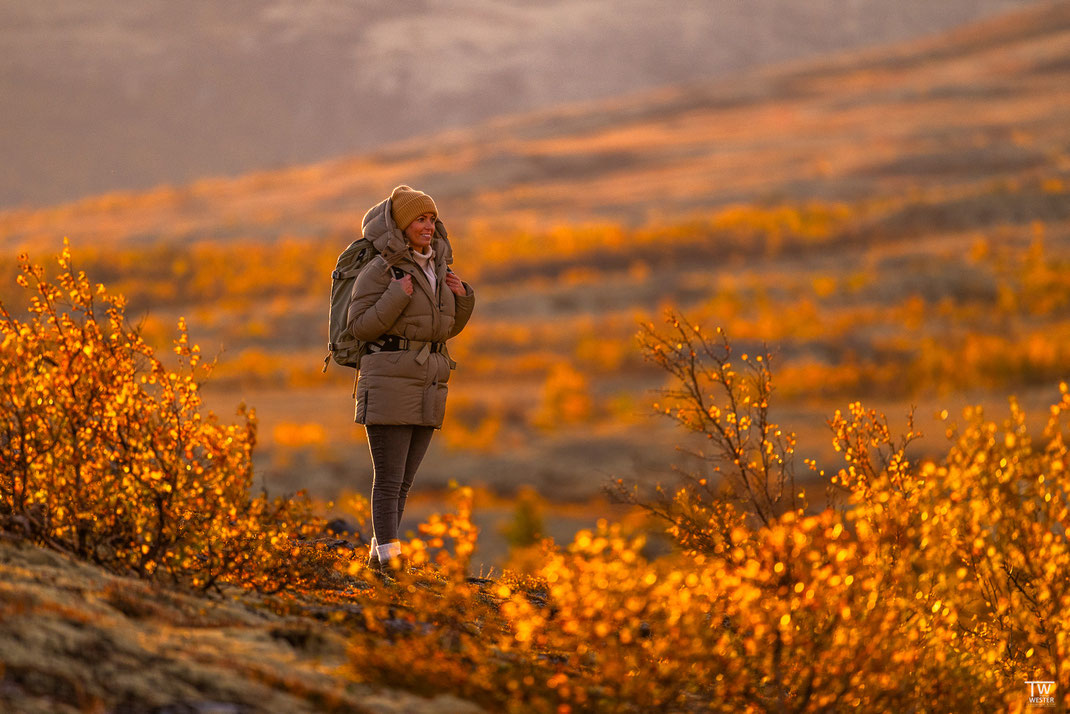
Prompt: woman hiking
<box><xmin>347</xmin><ymin>185</ymin><xmax>475</xmax><ymax>572</ymax></box>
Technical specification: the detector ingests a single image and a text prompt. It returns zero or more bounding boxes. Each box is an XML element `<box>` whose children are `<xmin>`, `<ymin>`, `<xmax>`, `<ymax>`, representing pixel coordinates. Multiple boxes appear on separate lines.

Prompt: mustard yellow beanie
<box><xmin>390</xmin><ymin>185</ymin><xmax>438</xmax><ymax>230</ymax></box>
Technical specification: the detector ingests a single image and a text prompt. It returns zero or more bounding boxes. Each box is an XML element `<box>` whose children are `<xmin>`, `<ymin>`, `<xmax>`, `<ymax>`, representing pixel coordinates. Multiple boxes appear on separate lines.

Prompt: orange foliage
<box><xmin>4</xmin><ymin>208</ymin><xmax>1067</xmax><ymax>427</ymax></box>
<box><xmin>272</xmin><ymin>421</ymin><xmax>328</xmax><ymax>448</ymax></box>
<box><xmin>339</xmin><ymin>374</ymin><xmax>1070</xmax><ymax>711</ymax></box>
<box><xmin>0</xmin><ymin>245</ymin><xmax>330</xmax><ymax>591</ymax></box>
<box><xmin>2</xmin><ymin>255</ymin><xmax>1069</xmax><ymax>709</ymax></box>
<box><xmin>533</xmin><ymin>362</ymin><xmax>594</xmax><ymax>430</ymax></box>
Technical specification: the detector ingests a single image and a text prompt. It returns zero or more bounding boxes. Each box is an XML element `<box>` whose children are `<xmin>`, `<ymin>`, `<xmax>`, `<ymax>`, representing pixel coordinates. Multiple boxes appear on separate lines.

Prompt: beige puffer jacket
<box><xmin>346</xmin><ymin>196</ymin><xmax>475</xmax><ymax>427</ymax></box>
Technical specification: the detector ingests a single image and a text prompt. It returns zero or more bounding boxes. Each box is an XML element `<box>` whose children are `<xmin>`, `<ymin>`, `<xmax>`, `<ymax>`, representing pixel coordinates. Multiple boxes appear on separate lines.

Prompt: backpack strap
<box><xmin>442</xmin><ymin>343</ymin><xmax>458</xmax><ymax>370</ymax></box>
<box><xmin>332</xmin><ymin>267</ymin><xmax>363</xmax><ymax>280</ymax></box>
<box><xmin>321</xmin><ymin>337</ymin><xmax>364</xmax><ymax>373</ymax></box>
<box><xmin>330</xmin><ymin>337</ymin><xmax>363</xmax><ymax>352</ymax></box>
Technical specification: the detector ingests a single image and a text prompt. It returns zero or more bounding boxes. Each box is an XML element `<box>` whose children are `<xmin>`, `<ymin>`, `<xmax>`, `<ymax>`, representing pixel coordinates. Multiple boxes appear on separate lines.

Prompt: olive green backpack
<box><xmin>322</xmin><ymin>238</ymin><xmax>378</xmax><ymax>372</ymax></box>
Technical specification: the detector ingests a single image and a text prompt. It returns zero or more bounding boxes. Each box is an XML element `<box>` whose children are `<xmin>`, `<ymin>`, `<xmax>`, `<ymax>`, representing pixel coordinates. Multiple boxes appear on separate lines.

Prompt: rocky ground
<box><xmin>0</xmin><ymin>536</ymin><xmax>487</xmax><ymax>713</ymax></box>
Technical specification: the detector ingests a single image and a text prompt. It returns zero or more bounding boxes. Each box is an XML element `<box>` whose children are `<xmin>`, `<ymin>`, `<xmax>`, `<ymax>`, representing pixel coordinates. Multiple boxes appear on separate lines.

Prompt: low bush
<box><xmin>0</xmin><ymin>244</ymin><xmax>329</xmax><ymax>591</ymax></box>
<box><xmin>344</xmin><ymin>312</ymin><xmax>1070</xmax><ymax>712</ymax></box>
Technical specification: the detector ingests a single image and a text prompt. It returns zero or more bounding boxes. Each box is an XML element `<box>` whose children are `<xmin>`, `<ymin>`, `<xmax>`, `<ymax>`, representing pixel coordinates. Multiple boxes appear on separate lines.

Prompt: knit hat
<box><xmin>389</xmin><ymin>185</ymin><xmax>437</xmax><ymax>230</ymax></box>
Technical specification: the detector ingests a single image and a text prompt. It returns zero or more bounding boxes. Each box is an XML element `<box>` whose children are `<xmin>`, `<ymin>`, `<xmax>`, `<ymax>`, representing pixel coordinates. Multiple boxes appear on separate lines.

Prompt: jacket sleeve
<box><xmin>448</xmin><ymin>282</ymin><xmax>475</xmax><ymax>339</ymax></box>
<box><xmin>346</xmin><ymin>260</ymin><xmax>412</xmax><ymax>341</ymax></box>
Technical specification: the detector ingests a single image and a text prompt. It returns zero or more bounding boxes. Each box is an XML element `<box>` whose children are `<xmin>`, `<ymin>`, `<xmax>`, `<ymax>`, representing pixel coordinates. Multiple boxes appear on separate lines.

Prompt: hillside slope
<box><xmin>1</xmin><ymin>0</ymin><xmax>1067</xmax><ymax>251</ymax></box>
<box><xmin>0</xmin><ymin>0</ymin><xmax>1037</xmax><ymax>208</ymax></box>
<box><xmin>1</xmin><ymin>2</ymin><xmax>1068</xmax><ymax>504</ymax></box>
<box><xmin>0</xmin><ymin>539</ymin><xmax>483</xmax><ymax>713</ymax></box>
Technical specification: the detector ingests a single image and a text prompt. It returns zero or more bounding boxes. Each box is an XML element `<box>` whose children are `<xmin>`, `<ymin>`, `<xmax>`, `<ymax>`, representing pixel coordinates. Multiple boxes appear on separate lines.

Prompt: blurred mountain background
<box><xmin>0</xmin><ymin>0</ymin><xmax>1035</xmax><ymax>209</ymax></box>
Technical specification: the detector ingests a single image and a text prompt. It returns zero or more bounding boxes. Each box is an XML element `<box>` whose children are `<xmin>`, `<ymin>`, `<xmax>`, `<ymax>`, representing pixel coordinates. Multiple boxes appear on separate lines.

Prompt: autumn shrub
<box><xmin>339</xmin><ymin>312</ymin><xmax>1069</xmax><ymax>712</ymax></box>
<box><xmin>828</xmin><ymin>395</ymin><xmax>1070</xmax><ymax>705</ymax></box>
<box><xmin>533</xmin><ymin>361</ymin><xmax>595</xmax><ymax>430</ymax></box>
<box><xmin>592</xmin><ymin>313</ymin><xmax>1070</xmax><ymax>710</ymax></box>
<box><xmin>501</xmin><ymin>486</ymin><xmax>545</xmax><ymax>549</ymax></box>
<box><xmin>441</xmin><ymin>395</ymin><xmax>504</xmax><ymax>452</ymax></box>
<box><xmin>0</xmin><ymin>245</ymin><xmax>328</xmax><ymax>591</ymax></box>
<box><xmin>344</xmin><ymin>487</ymin><xmax>523</xmax><ymax>701</ymax></box>
<box><xmin>626</xmin><ymin>311</ymin><xmax>803</xmax><ymax>529</ymax></box>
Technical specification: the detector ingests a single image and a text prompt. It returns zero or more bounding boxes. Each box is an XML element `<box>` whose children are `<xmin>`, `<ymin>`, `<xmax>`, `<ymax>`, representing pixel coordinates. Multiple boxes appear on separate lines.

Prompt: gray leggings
<box><xmin>366</xmin><ymin>424</ymin><xmax>435</xmax><ymax>545</ymax></box>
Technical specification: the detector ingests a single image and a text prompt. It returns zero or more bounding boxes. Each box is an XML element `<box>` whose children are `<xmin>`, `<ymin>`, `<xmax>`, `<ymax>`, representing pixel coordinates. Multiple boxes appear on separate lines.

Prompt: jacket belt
<box><xmin>368</xmin><ymin>335</ymin><xmax>445</xmax><ymax>365</ymax></box>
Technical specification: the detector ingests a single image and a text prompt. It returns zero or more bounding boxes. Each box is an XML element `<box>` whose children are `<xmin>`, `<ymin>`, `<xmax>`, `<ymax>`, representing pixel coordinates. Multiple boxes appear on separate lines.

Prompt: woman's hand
<box><xmin>393</xmin><ymin>274</ymin><xmax>413</xmax><ymax>296</ymax></box>
<box><xmin>444</xmin><ymin>271</ymin><xmax>467</xmax><ymax>296</ymax></box>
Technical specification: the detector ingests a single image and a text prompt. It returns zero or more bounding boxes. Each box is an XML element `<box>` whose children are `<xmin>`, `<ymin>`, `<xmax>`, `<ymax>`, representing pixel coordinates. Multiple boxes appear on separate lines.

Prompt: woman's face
<box><xmin>403</xmin><ymin>213</ymin><xmax>436</xmax><ymax>253</ymax></box>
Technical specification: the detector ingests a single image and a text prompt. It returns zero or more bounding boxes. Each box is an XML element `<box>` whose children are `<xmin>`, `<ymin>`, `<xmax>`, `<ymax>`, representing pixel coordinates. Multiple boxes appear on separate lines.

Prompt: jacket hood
<box><xmin>361</xmin><ymin>196</ymin><xmax>454</xmax><ymax>268</ymax></box>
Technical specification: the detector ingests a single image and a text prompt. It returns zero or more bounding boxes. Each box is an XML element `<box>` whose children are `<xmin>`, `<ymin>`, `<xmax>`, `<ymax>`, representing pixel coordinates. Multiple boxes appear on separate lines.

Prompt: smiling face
<box><xmin>402</xmin><ymin>212</ymin><xmax>436</xmax><ymax>253</ymax></box>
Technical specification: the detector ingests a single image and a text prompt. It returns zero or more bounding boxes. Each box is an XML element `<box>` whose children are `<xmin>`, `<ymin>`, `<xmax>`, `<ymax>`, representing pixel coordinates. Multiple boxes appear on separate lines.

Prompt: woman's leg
<box><xmin>365</xmin><ymin>425</ymin><xmax>415</xmax><ymax>555</ymax></box>
<box><xmin>396</xmin><ymin>426</ymin><xmax>435</xmax><ymax>529</ymax></box>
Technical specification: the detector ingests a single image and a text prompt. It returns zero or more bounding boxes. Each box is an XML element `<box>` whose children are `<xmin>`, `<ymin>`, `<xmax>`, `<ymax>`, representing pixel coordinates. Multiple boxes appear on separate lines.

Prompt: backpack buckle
<box><xmin>331</xmin><ymin>269</ymin><xmax>343</xmax><ymax>280</ymax></box>
<box><xmin>370</xmin><ymin>335</ymin><xmax>408</xmax><ymax>352</ymax></box>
